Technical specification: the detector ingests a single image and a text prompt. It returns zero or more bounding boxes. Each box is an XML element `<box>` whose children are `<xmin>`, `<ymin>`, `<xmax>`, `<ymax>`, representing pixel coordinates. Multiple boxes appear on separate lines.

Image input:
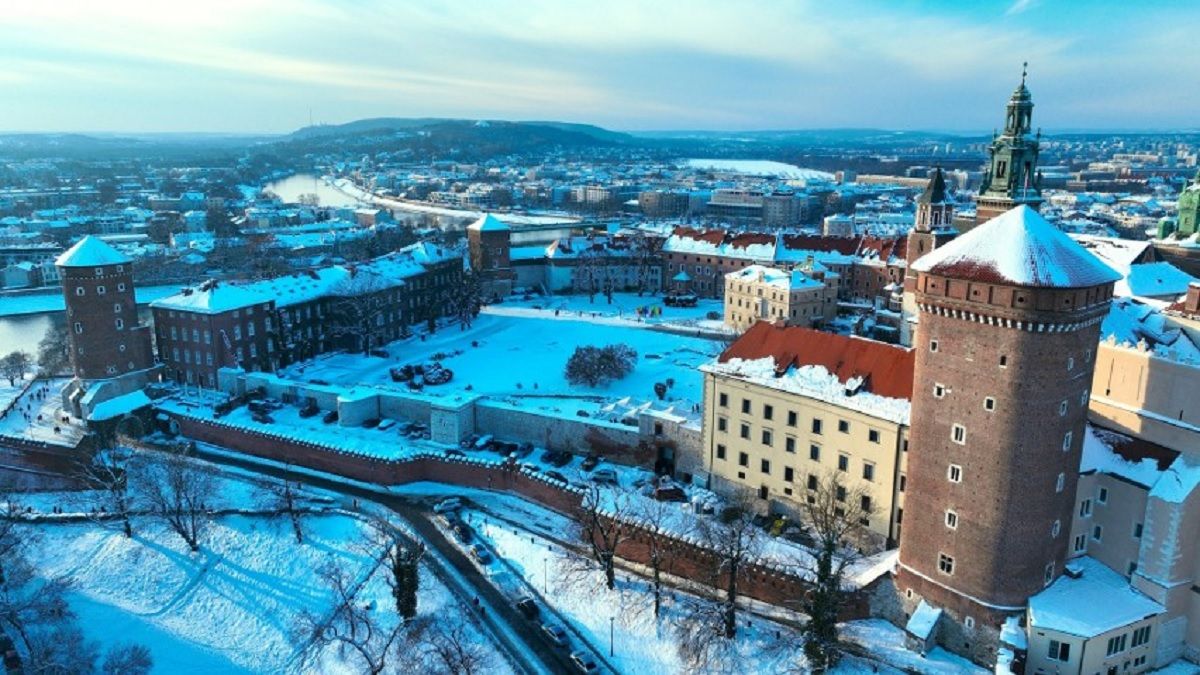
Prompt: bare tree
<box><xmin>36</xmin><ymin>325</ymin><xmax>70</xmax><ymax>377</ymax></box>
<box><xmin>420</xmin><ymin>616</ymin><xmax>495</xmax><ymax>675</ymax></box>
<box><xmin>293</xmin><ymin>560</ymin><xmax>407</xmax><ymax>675</ymax></box>
<box><xmin>133</xmin><ymin>444</ymin><xmax>217</xmax><ymax>552</ymax></box>
<box><xmin>101</xmin><ymin>643</ymin><xmax>154</xmax><ymax>675</ymax></box>
<box><xmin>449</xmin><ymin>270</ymin><xmax>482</xmax><ymax>329</ymax></box>
<box><xmin>74</xmin><ymin>446</ymin><xmax>135</xmax><ymax>538</ymax></box>
<box><xmin>631</xmin><ymin>231</ymin><xmax>664</xmax><ymax>297</ymax></box>
<box><xmin>260</xmin><ymin>465</ymin><xmax>305</xmax><ymax>544</ymax></box>
<box><xmin>695</xmin><ymin>500</ymin><xmax>763</xmax><ymax>640</ymax></box>
<box><xmin>573</xmin><ymin>485</ymin><xmax>634</xmax><ymax>591</ymax></box>
<box><xmin>633</xmin><ymin>495</ymin><xmax>679</xmax><ymax>618</ymax></box>
<box><xmin>796</xmin><ymin>470</ymin><xmax>874</xmax><ymax>671</ymax></box>
<box><xmin>1</xmin><ymin>351</ymin><xmax>32</xmax><ymax>387</ymax></box>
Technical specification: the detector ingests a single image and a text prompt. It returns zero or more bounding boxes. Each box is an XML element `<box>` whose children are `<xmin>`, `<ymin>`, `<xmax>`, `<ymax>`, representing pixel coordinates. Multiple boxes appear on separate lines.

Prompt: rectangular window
<box><xmin>738</xmin><ymin>452</ymin><xmax>749</xmax><ymax>468</ymax></box>
<box><xmin>1044</xmin><ymin>562</ymin><xmax>1055</xmax><ymax>585</ymax></box>
<box><xmin>717</xmin><ymin>416</ymin><xmax>727</xmax><ymax>432</ymax></box>
<box><xmin>1098</xmin><ymin>487</ymin><xmax>1108</xmax><ymax>504</ymax></box>
<box><xmin>1048</xmin><ymin>640</ymin><xmax>1070</xmax><ymax>662</ymax></box>
<box><xmin>1134</xmin><ymin>522</ymin><xmax>1143</xmax><ymax>539</ymax></box>
<box><xmin>948</xmin><ymin>464</ymin><xmax>962</xmax><ymax>483</ymax></box>
<box><xmin>719</xmin><ymin>393</ymin><xmax>729</xmax><ymax>408</ymax></box>
<box><xmin>761</xmin><ymin>429</ymin><xmax>773</xmax><ymax>446</ymax></box>
<box><xmin>945</xmin><ymin>510</ymin><xmax>958</xmax><ymax>529</ymax></box>
<box><xmin>862</xmin><ymin>463</ymin><xmax>875</xmax><ymax>481</ymax></box>
<box><xmin>811</xmin><ymin>418</ymin><xmax>823</xmax><ymax>435</ymax></box>
<box><xmin>809</xmin><ymin>445</ymin><xmax>820</xmax><ymax>461</ymax></box>
<box><xmin>1080</xmin><ymin>499</ymin><xmax>1092</xmax><ymax>518</ymax></box>
<box><xmin>741</xmin><ymin>399</ymin><xmax>751</xmax><ymax>414</ymax></box>
<box><xmin>807</xmin><ymin>474</ymin><xmax>818</xmax><ymax>491</ymax></box>
<box><xmin>835</xmin><ymin>485</ymin><xmax>846</xmax><ymax>502</ymax></box>
<box><xmin>1106</xmin><ymin>634</ymin><xmax>1127</xmax><ymax>657</ymax></box>
<box><xmin>1131</xmin><ymin>625</ymin><xmax>1151</xmax><ymax>648</ymax></box>
<box><xmin>860</xmin><ymin>495</ymin><xmax>871</xmax><ymax>513</ymax></box>
<box><xmin>1073</xmin><ymin>534</ymin><xmax>1087</xmax><ymax>553</ymax></box>
<box><xmin>716</xmin><ymin>444</ymin><xmax>726</xmax><ymax>460</ymax></box>
<box><xmin>930</xmin><ymin>339</ymin><xmax>939</xmax><ymax>353</ymax></box>
<box><xmin>740</xmin><ymin>423</ymin><xmax>750</xmax><ymax>440</ymax></box>
<box><xmin>763</xmin><ymin>404</ymin><xmax>773</xmax><ymax>421</ymax></box>
<box><xmin>760</xmin><ymin>459</ymin><xmax>770</xmax><ymax>474</ymax></box>
<box><xmin>837</xmin><ymin>454</ymin><xmax>849</xmax><ymax>472</ymax></box>
<box><xmin>1063</xmin><ymin>431</ymin><xmax>1073</xmax><ymax>452</ymax></box>
<box><xmin>1092</xmin><ymin>525</ymin><xmax>1103</xmax><ymax>542</ymax></box>
<box><xmin>784</xmin><ymin>467</ymin><xmax>794</xmax><ymax>483</ymax></box>
<box><xmin>899</xmin><ymin>474</ymin><xmax>906</xmax><ymax>492</ymax></box>
<box><xmin>868</xmin><ymin>429</ymin><xmax>880</xmax><ymax>444</ymax></box>
<box><xmin>838</xmin><ymin>420</ymin><xmax>850</xmax><ymax>434</ymax></box>
<box><xmin>984</xmin><ymin>397</ymin><xmax>996</xmax><ymax>411</ymax></box>
<box><xmin>786</xmin><ymin>411</ymin><xmax>797</xmax><ymax>427</ymax></box>
<box><xmin>951</xmin><ymin>424</ymin><xmax>966</xmax><ymax>445</ymax></box>
<box><xmin>934</xmin><ymin>383</ymin><xmax>945</xmax><ymax>398</ymax></box>
<box><xmin>938</xmin><ymin>553</ymin><xmax>954</xmax><ymax>575</ymax></box>
<box><xmin>785</xmin><ymin>437</ymin><xmax>796</xmax><ymax>453</ymax></box>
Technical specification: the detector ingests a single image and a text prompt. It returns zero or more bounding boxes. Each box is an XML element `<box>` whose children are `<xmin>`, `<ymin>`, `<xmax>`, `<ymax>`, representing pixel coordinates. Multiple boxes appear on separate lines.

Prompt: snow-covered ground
<box><xmin>17</xmin><ymin>509</ymin><xmax>509</xmax><ymax>674</ymax></box>
<box><xmin>281</xmin><ymin>312</ymin><xmax>723</xmax><ymax>416</ymax></box>
<box><xmin>685</xmin><ymin>159</ymin><xmax>834</xmax><ymax>181</ymax></box>
<box><xmin>0</xmin><ymin>377</ymin><xmax>85</xmax><ymax>444</ymax></box>
<box><xmin>494</xmin><ymin>291</ymin><xmax>724</xmax><ymax>326</ymax></box>
<box><xmin>0</xmin><ymin>284</ymin><xmax>184</xmax><ymax>317</ymax></box>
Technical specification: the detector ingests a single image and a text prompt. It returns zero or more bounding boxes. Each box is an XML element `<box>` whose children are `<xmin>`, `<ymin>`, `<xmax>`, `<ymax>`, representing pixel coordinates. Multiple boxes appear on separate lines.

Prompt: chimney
<box><xmin>1187</xmin><ymin>283</ymin><xmax>1200</xmax><ymax>314</ymax></box>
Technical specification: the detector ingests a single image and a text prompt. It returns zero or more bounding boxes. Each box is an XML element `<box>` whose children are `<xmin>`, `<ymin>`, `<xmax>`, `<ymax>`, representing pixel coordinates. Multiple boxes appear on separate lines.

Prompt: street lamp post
<box><xmin>543</xmin><ymin>556</ymin><xmax>548</xmax><ymax>594</ymax></box>
<box><xmin>609</xmin><ymin>616</ymin><xmax>615</xmax><ymax>657</ymax></box>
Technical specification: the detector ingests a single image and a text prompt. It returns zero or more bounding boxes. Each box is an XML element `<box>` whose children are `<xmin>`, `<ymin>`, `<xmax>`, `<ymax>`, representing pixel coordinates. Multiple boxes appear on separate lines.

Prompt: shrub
<box><xmin>564</xmin><ymin>343</ymin><xmax>637</xmax><ymax>387</ymax></box>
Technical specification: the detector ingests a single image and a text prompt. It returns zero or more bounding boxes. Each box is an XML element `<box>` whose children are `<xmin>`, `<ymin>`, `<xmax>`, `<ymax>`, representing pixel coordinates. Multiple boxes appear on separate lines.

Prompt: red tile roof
<box><xmin>780</xmin><ymin>234</ymin><xmax>860</xmax><ymax>256</ymax></box>
<box><xmin>719</xmin><ymin>322</ymin><xmax>915</xmax><ymax>400</ymax></box>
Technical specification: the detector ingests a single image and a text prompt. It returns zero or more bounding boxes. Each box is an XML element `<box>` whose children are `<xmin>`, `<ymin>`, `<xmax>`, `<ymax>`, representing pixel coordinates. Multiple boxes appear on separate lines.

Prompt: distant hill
<box><xmin>289</xmin><ymin>117</ymin><xmax>635</xmax><ymax>144</ymax></box>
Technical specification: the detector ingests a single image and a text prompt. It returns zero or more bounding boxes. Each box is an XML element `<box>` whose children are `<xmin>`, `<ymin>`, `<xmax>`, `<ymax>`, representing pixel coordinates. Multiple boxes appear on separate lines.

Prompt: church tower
<box><xmin>895</xmin><ymin>205</ymin><xmax>1119</xmax><ymax>645</ymax></box>
<box><xmin>974</xmin><ymin>65</ymin><xmax>1043</xmax><ymax>227</ymax></box>
<box><xmin>901</xmin><ymin>168</ymin><xmax>957</xmax><ymax>345</ymax></box>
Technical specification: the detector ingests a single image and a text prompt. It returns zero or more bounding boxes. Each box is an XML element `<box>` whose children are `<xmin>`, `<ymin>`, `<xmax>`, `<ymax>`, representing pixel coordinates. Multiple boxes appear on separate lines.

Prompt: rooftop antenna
<box><xmin>1021</xmin><ymin>61</ymin><xmax>1028</xmax><ymax>86</ymax></box>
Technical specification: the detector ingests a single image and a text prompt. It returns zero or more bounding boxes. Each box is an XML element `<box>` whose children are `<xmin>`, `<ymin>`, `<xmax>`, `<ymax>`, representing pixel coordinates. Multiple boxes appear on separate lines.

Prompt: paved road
<box><xmin>187</xmin><ymin>444</ymin><xmax>582</xmax><ymax>675</ymax></box>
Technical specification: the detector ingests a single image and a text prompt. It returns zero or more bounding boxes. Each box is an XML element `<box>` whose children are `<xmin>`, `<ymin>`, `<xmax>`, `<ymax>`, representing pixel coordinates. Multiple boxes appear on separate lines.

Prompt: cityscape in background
<box><xmin>2</xmin><ymin>3</ymin><xmax>1200</xmax><ymax>675</ymax></box>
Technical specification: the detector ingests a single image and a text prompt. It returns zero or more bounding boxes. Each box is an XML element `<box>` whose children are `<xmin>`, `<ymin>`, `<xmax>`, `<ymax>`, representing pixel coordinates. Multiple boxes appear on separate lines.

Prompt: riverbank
<box><xmin>0</xmin><ymin>283</ymin><xmax>184</xmax><ymax>318</ymax></box>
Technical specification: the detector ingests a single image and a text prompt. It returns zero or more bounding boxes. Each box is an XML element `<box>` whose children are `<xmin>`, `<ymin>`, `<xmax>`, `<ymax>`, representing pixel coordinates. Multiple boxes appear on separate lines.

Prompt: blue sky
<box><xmin>0</xmin><ymin>0</ymin><xmax>1195</xmax><ymax>134</ymax></box>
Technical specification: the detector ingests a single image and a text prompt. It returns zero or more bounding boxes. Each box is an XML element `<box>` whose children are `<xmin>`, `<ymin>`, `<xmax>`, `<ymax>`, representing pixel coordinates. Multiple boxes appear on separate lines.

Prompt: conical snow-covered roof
<box><xmin>911</xmin><ymin>205</ymin><xmax>1120</xmax><ymax>288</ymax></box>
<box><xmin>468</xmin><ymin>213</ymin><xmax>509</xmax><ymax>232</ymax></box>
<box><xmin>55</xmin><ymin>235</ymin><xmax>130</xmax><ymax>268</ymax></box>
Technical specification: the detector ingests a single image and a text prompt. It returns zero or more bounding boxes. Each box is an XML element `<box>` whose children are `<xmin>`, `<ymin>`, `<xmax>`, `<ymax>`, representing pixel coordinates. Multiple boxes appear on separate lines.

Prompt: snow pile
<box><xmin>702</xmin><ymin>357</ymin><xmax>911</xmax><ymax>425</ymax></box>
<box><xmin>1080</xmin><ymin>425</ymin><xmax>1167</xmax><ymax>489</ymax></box>
<box><xmin>904</xmin><ymin>600</ymin><xmax>940</xmax><ymax>640</ymax></box>
<box><xmin>55</xmin><ymin>235</ymin><xmax>131</xmax><ymax>267</ymax></box>
<box><xmin>87</xmin><ymin>389</ymin><xmax>151</xmax><ymax>421</ymax></box>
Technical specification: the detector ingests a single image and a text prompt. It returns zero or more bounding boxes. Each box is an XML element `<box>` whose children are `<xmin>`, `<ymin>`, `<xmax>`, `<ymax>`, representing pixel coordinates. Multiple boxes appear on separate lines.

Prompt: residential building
<box><xmin>722</xmin><ymin>263</ymin><xmax>837</xmax><ymax>333</ymax></box>
<box><xmin>697</xmin><ymin>322</ymin><xmax>914</xmax><ymax>548</ymax></box>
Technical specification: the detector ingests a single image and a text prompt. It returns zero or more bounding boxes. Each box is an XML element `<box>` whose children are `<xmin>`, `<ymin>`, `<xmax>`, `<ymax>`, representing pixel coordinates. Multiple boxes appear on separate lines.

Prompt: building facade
<box><xmin>722</xmin><ymin>263</ymin><xmax>837</xmax><ymax>333</ymax></box>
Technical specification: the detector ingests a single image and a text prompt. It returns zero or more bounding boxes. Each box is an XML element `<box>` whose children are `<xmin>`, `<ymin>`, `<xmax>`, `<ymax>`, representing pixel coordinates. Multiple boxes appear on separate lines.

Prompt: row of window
<box><xmin>715</xmin><ymin>442</ymin><xmax>877</xmax><ymax>481</ymax></box>
<box><xmin>74</xmin><ymin>282</ymin><xmax>127</xmax><ymax>296</ymax></box>
<box><xmin>929</xmin><ymin>339</ymin><xmax>1093</xmax><ymax>371</ymax></box>
<box><xmin>717</xmin><ymin>394</ymin><xmax>884</xmax><ymax>442</ymax></box>
<box><xmin>73</xmin><ymin>318</ymin><xmax>125</xmax><ymax>333</ymax></box>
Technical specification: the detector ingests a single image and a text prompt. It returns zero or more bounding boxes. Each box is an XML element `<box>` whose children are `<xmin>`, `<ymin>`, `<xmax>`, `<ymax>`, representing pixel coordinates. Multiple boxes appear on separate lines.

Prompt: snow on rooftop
<box><xmin>1121</xmin><ymin>262</ymin><xmax>1196</xmax><ymax>299</ymax></box>
<box><xmin>1080</xmin><ymin>424</ymin><xmax>1172</xmax><ymax>489</ymax></box>
<box><xmin>912</xmin><ymin>205</ymin><xmax>1121</xmax><ymax>288</ymax></box>
<box><xmin>87</xmin><ymin>389</ymin><xmax>151</xmax><ymax>421</ymax></box>
<box><xmin>725</xmin><ymin>264</ymin><xmax>822</xmax><ymax>290</ymax></box>
<box><xmin>701</xmin><ymin>356</ymin><xmax>911</xmax><ymax>425</ymax></box>
<box><xmin>1150</xmin><ymin>455</ymin><xmax>1200</xmax><ymax>504</ymax></box>
<box><xmin>151</xmin><ymin>281</ymin><xmax>273</xmax><ymax>314</ymax></box>
<box><xmin>1028</xmin><ymin>556</ymin><xmax>1162</xmax><ymax>638</ymax></box>
<box><xmin>55</xmin><ymin>235</ymin><xmax>131</xmax><ymax>267</ymax></box>
<box><xmin>467</xmin><ymin>213</ymin><xmax>510</xmax><ymax>232</ymax></box>
<box><xmin>905</xmin><ymin>600</ymin><xmax>941</xmax><ymax>640</ymax></box>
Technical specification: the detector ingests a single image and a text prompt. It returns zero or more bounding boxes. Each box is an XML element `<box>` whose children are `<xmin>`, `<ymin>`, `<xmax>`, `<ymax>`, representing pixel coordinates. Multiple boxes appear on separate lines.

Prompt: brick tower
<box><xmin>973</xmin><ymin>65</ymin><xmax>1043</xmax><ymax>229</ymax></box>
<box><xmin>896</xmin><ymin>205</ymin><xmax>1120</xmax><ymax>636</ymax></box>
<box><xmin>467</xmin><ymin>213</ymin><xmax>513</xmax><ymax>299</ymax></box>
<box><xmin>900</xmin><ymin>168</ymin><xmax>957</xmax><ymax>345</ymax></box>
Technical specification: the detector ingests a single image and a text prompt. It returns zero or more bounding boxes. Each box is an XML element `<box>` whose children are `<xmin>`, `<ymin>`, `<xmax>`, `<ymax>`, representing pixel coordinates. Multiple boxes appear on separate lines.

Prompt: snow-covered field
<box><xmin>685</xmin><ymin>158</ymin><xmax>834</xmax><ymax>181</ymax></box>
<box><xmin>494</xmin><ymin>291</ymin><xmax>724</xmax><ymax>325</ymax></box>
<box><xmin>283</xmin><ymin>312</ymin><xmax>723</xmax><ymax>415</ymax></box>
<box><xmin>20</xmin><ymin>512</ymin><xmax>507</xmax><ymax>674</ymax></box>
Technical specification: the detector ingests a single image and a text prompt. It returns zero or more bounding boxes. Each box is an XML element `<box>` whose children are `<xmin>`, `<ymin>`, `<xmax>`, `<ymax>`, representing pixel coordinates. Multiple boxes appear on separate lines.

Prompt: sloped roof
<box><xmin>911</xmin><ymin>205</ymin><xmax>1121</xmax><ymax>288</ymax></box>
<box><xmin>468</xmin><ymin>213</ymin><xmax>509</xmax><ymax>232</ymax></box>
<box><xmin>55</xmin><ymin>235</ymin><xmax>130</xmax><ymax>268</ymax></box>
<box><xmin>918</xmin><ymin>168</ymin><xmax>949</xmax><ymax>205</ymax></box>
<box><xmin>718</xmin><ymin>322</ymin><xmax>914</xmax><ymax>400</ymax></box>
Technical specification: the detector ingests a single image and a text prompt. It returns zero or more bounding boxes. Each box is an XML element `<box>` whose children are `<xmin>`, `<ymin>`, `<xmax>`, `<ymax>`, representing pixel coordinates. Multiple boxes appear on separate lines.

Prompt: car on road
<box><xmin>322</xmin><ymin>410</ymin><xmax>339</xmax><ymax>424</ymax></box>
<box><xmin>377</xmin><ymin>418</ymin><xmax>397</xmax><ymax>431</ymax></box>
<box><xmin>515</xmin><ymin>596</ymin><xmax>539</xmax><ymax>620</ymax></box>
<box><xmin>591</xmin><ymin>468</ymin><xmax>618</xmax><ymax>485</ymax></box>
<box><xmin>470</xmin><ymin>543</ymin><xmax>492</xmax><ymax>565</ymax></box>
<box><xmin>570</xmin><ymin>651</ymin><xmax>599</xmax><ymax>673</ymax></box>
<box><xmin>433</xmin><ymin>497</ymin><xmax>463</xmax><ymax>514</ymax></box>
<box><xmin>580</xmin><ymin>454</ymin><xmax>600</xmax><ymax>471</ymax></box>
<box><xmin>541</xmin><ymin>622</ymin><xmax>568</xmax><ymax>646</ymax></box>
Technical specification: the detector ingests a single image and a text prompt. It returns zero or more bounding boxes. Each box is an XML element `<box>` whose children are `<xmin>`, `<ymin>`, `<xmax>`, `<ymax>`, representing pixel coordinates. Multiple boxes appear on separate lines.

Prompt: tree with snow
<box><xmin>74</xmin><ymin>444</ymin><xmax>136</xmax><ymax>539</ymax></box>
<box><xmin>796</xmin><ymin>470</ymin><xmax>874</xmax><ymax>671</ymax></box>
<box><xmin>0</xmin><ymin>351</ymin><xmax>32</xmax><ymax>387</ymax></box>
<box><xmin>368</xmin><ymin>518</ymin><xmax>425</xmax><ymax>621</ymax></box>
<box><xmin>633</xmin><ymin>495</ymin><xmax>680</xmax><ymax>619</ymax></box>
<box><xmin>36</xmin><ymin>323</ymin><xmax>70</xmax><ymax>376</ymax></box>
<box><xmin>261</xmin><ymin>464</ymin><xmax>305</xmax><ymax>544</ymax></box>
<box><xmin>101</xmin><ymin>643</ymin><xmax>154</xmax><ymax>675</ymax></box>
<box><xmin>327</xmin><ymin>271</ymin><xmax>394</xmax><ymax>354</ymax></box>
<box><xmin>418</xmin><ymin>616</ymin><xmax>495</xmax><ymax>675</ymax></box>
<box><xmin>294</xmin><ymin>561</ymin><xmax>407</xmax><ymax>675</ymax></box>
<box><xmin>564</xmin><ymin>343</ymin><xmax>637</xmax><ymax>387</ymax></box>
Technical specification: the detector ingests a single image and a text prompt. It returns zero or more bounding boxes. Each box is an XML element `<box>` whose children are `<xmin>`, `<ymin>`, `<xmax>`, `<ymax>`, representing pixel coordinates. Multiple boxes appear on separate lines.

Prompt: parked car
<box><xmin>511</xmin><ymin>442</ymin><xmax>534</xmax><ymax>459</ymax></box>
<box><xmin>515</xmin><ymin>596</ymin><xmax>540</xmax><ymax>620</ymax></box>
<box><xmin>474</xmin><ymin>434</ymin><xmax>494</xmax><ymax>450</ymax></box>
<box><xmin>591</xmin><ymin>468</ymin><xmax>618</xmax><ymax>485</ymax></box>
<box><xmin>541</xmin><ymin>622</ymin><xmax>568</xmax><ymax>646</ymax></box>
<box><xmin>369</xmin><ymin>348</ymin><xmax>389</xmax><ymax>358</ymax></box>
<box><xmin>545</xmin><ymin>470</ymin><xmax>568</xmax><ymax>484</ymax></box>
<box><xmin>654</xmin><ymin>485</ymin><xmax>687</xmax><ymax>502</ymax></box>
<box><xmin>446</xmin><ymin>448</ymin><xmax>466</xmax><ymax>459</ymax></box>
<box><xmin>433</xmin><ymin>497</ymin><xmax>463</xmax><ymax>514</ymax></box>
<box><xmin>470</xmin><ymin>544</ymin><xmax>492</xmax><ymax>565</ymax></box>
<box><xmin>298</xmin><ymin>402</ymin><xmax>319</xmax><ymax>418</ymax></box>
<box><xmin>322</xmin><ymin>410</ymin><xmax>339</xmax><ymax>424</ymax></box>
<box><xmin>361</xmin><ymin>417</ymin><xmax>380</xmax><ymax>429</ymax></box>
<box><xmin>377</xmin><ymin>418</ymin><xmax>396</xmax><ymax>431</ymax></box>
<box><xmin>580</xmin><ymin>454</ymin><xmax>600</xmax><ymax>472</ymax></box>
<box><xmin>452</xmin><ymin>522</ymin><xmax>473</xmax><ymax>543</ymax></box>
<box><xmin>570</xmin><ymin>651</ymin><xmax>599</xmax><ymax>673</ymax></box>
<box><xmin>251</xmin><ymin>412</ymin><xmax>273</xmax><ymax>424</ymax></box>
<box><xmin>549</xmin><ymin>451</ymin><xmax>572</xmax><ymax>468</ymax></box>
<box><xmin>540</xmin><ymin>449</ymin><xmax>560</xmax><ymax>464</ymax></box>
